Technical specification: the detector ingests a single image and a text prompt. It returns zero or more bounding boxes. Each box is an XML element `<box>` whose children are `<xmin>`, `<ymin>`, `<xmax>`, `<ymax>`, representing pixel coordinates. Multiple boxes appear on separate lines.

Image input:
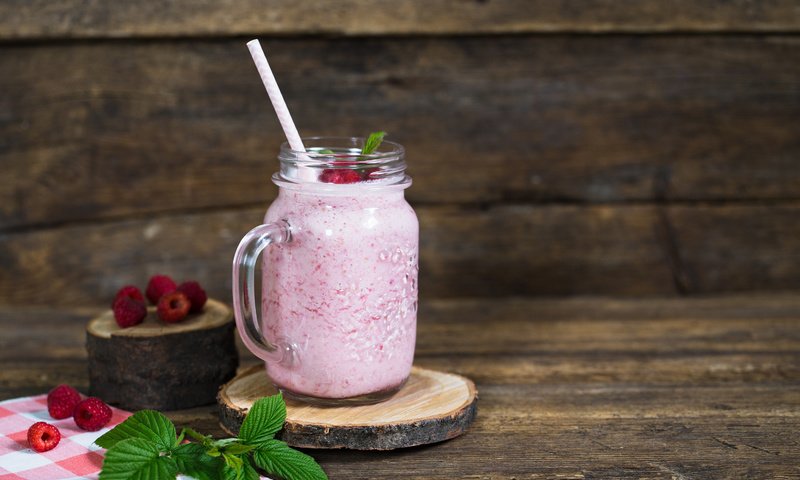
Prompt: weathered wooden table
<box><xmin>2</xmin><ymin>295</ymin><xmax>798</xmax><ymax>478</ymax></box>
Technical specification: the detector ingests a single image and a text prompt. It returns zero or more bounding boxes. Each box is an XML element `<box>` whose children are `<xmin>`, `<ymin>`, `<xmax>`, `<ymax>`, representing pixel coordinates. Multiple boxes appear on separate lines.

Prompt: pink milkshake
<box><xmin>233</xmin><ymin>137</ymin><xmax>418</xmax><ymax>405</ymax></box>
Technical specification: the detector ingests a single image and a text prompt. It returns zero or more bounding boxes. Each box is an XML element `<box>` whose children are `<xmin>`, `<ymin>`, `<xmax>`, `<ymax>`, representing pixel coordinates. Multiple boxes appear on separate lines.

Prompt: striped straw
<box><xmin>247</xmin><ymin>39</ymin><xmax>306</xmax><ymax>153</ymax></box>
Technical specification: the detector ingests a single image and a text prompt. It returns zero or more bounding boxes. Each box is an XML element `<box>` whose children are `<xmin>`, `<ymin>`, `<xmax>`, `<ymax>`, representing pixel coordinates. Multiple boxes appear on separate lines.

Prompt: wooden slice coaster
<box><xmin>218</xmin><ymin>365</ymin><xmax>478</xmax><ymax>450</ymax></box>
<box><xmin>87</xmin><ymin>299</ymin><xmax>239</xmax><ymax>411</ymax></box>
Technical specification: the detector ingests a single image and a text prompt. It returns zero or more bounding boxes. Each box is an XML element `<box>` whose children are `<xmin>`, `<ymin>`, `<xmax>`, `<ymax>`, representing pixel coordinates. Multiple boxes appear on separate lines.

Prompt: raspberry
<box><xmin>146</xmin><ymin>274</ymin><xmax>177</xmax><ymax>304</ymax></box>
<box><xmin>364</xmin><ymin>167</ymin><xmax>380</xmax><ymax>180</ymax></box>
<box><xmin>112</xmin><ymin>285</ymin><xmax>145</xmax><ymax>307</ymax></box>
<box><xmin>73</xmin><ymin>397</ymin><xmax>112</xmax><ymax>431</ymax></box>
<box><xmin>27</xmin><ymin>422</ymin><xmax>61</xmax><ymax>452</ymax></box>
<box><xmin>177</xmin><ymin>281</ymin><xmax>207</xmax><ymax>313</ymax></box>
<box><xmin>47</xmin><ymin>384</ymin><xmax>81</xmax><ymax>420</ymax></box>
<box><xmin>157</xmin><ymin>291</ymin><xmax>191</xmax><ymax>323</ymax></box>
<box><xmin>319</xmin><ymin>169</ymin><xmax>362</xmax><ymax>184</ymax></box>
<box><xmin>112</xmin><ymin>296</ymin><xmax>147</xmax><ymax>328</ymax></box>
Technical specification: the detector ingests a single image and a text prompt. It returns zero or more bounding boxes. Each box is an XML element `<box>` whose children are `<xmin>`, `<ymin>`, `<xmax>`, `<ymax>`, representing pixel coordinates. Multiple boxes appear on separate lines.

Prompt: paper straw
<box><xmin>247</xmin><ymin>39</ymin><xmax>305</xmax><ymax>153</ymax></box>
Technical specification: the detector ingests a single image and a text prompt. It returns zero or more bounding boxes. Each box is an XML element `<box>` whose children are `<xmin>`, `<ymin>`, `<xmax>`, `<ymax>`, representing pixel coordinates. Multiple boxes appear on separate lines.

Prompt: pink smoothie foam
<box><xmin>261</xmin><ymin>184</ymin><xmax>418</xmax><ymax>399</ymax></box>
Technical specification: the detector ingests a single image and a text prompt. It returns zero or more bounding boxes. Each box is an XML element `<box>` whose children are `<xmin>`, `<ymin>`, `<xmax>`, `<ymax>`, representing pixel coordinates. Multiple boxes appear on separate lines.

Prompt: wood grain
<box><xmin>669</xmin><ymin>204</ymin><xmax>800</xmax><ymax>294</ymax></box>
<box><xmin>87</xmin><ymin>299</ymin><xmax>239</xmax><ymax>410</ymax></box>
<box><xmin>1</xmin><ymin>36</ymin><xmax>799</xmax><ymax>229</ymax></box>
<box><xmin>0</xmin><ymin>204</ymin><xmax>670</xmax><ymax>305</ymax></box>
<box><xmin>306</xmin><ymin>418</ymin><xmax>798</xmax><ymax>479</ymax></box>
<box><xmin>1</xmin><ymin>0</ymin><xmax>798</xmax><ymax>40</ymax></box>
<box><xmin>218</xmin><ymin>365</ymin><xmax>478</xmax><ymax>449</ymax></box>
<box><xmin>87</xmin><ymin>298</ymin><xmax>232</xmax><ymax>338</ymax></box>
<box><xmin>0</xmin><ymin>295</ymin><xmax>798</xmax><ymax>478</ymax></box>
<box><xmin>2</xmin><ymin>203</ymin><xmax>799</xmax><ymax>304</ymax></box>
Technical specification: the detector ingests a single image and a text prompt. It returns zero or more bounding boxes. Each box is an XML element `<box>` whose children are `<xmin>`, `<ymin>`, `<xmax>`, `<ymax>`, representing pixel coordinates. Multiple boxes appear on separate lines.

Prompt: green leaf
<box><xmin>238</xmin><ymin>394</ymin><xmax>286</xmax><ymax>446</ymax></box>
<box><xmin>317</xmin><ymin>149</ymin><xmax>335</xmax><ymax>154</ymax></box>
<box><xmin>242</xmin><ymin>460</ymin><xmax>260</xmax><ymax>480</ymax></box>
<box><xmin>220</xmin><ymin>458</ymin><xmax>259</xmax><ymax>480</ymax></box>
<box><xmin>220</xmin><ymin>464</ymin><xmax>239</xmax><ymax>480</ymax></box>
<box><xmin>224</xmin><ymin>442</ymin><xmax>256</xmax><ymax>455</ymax></box>
<box><xmin>183</xmin><ymin>427</ymin><xmax>212</xmax><ymax>446</ymax></box>
<box><xmin>98</xmin><ymin>438</ymin><xmax>178</xmax><ymax>480</ymax></box>
<box><xmin>173</xmin><ymin>443</ymin><xmax>221</xmax><ymax>480</ymax></box>
<box><xmin>361</xmin><ymin>131</ymin><xmax>387</xmax><ymax>155</ymax></box>
<box><xmin>212</xmin><ymin>438</ymin><xmax>240</xmax><ymax>449</ymax></box>
<box><xmin>96</xmin><ymin>410</ymin><xmax>177</xmax><ymax>452</ymax></box>
<box><xmin>253</xmin><ymin>440</ymin><xmax>328</xmax><ymax>480</ymax></box>
<box><xmin>223</xmin><ymin>451</ymin><xmax>244</xmax><ymax>472</ymax></box>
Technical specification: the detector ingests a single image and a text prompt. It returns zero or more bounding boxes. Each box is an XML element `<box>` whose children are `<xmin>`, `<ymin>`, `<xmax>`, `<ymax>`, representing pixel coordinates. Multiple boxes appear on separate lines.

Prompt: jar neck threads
<box><xmin>276</xmin><ymin>137</ymin><xmax>407</xmax><ymax>187</ymax></box>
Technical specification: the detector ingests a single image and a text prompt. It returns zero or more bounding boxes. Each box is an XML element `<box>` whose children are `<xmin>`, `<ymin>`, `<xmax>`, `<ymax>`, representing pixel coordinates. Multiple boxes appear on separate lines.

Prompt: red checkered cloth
<box><xmin>0</xmin><ymin>395</ymin><xmax>268</xmax><ymax>480</ymax></box>
<box><xmin>0</xmin><ymin>394</ymin><xmax>131</xmax><ymax>479</ymax></box>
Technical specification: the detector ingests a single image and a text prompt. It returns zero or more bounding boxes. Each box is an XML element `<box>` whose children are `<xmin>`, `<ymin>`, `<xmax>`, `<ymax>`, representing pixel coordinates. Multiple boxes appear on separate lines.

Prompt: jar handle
<box><xmin>232</xmin><ymin>220</ymin><xmax>294</xmax><ymax>365</ymax></box>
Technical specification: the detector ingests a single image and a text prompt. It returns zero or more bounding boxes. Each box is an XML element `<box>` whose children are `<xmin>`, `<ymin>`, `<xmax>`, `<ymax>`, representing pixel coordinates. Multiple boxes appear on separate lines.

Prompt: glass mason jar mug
<box><xmin>232</xmin><ymin>137</ymin><xmax>419</xmax><ymax>406</ymax></box>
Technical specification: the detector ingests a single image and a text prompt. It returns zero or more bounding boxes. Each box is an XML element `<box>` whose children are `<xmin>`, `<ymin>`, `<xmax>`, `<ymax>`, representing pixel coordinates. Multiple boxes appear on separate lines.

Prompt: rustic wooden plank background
<box><xmin>3</xmin><ymin>204</ymin><xmax>800</xmax><ymax>303</ymax></box>
<box><xmin>2</xmin><ymin>0</ymin><xmax>800</xmax><ymax>39</ymax></box>
<box><xmin>1</xmin><ymin>295</ymin><xmax>798</xmax><ymax>477</ymax></box>
<box><xmin>1</xmin><ymin>2</ymin><xmax>799</xmax><ymax>306</ymax></box>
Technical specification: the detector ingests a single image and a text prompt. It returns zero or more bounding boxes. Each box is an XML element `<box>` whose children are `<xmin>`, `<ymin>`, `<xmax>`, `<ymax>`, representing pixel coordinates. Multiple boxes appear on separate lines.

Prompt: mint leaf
<box><xmin>238</xmin><ymin>394</ymin><xmax>286</xmax><ymax>446</ymax></box>
<box><xmin>98</xmin><ymin>438</ymin><xmax>178</xmax><ymax>480</ymax></box>
<box><xmin>361</xmin><ymin>131</ymin><xmax>386</xmax><ymax>155</ymax></box>
<box><xmin>173</xmin><ymin>443</ymin><xmax>221</xmax><ymax>480</ymax></box>
<box><xmin>96</xmin><ymin>410</ymin><xmax>177</xmax><ymax>452</ymax></box>
<box><xmin>253</xmin><ymin>440</ymin><xmax>328</xmax><ymax>480</ymax></box>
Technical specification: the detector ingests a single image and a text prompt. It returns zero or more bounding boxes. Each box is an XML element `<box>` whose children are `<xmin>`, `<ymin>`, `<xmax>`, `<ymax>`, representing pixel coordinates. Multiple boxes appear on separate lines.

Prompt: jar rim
<box><xmin>279</xmin><ymin>136</ymin><xmax>404</xmax><ymax>161</ymax></box>
<box><xmin>276</xmin><ymin>136</ymin><xmax>408</xmax><ymax>187</ymax></box>
<box><xmin>272</xmin><ymin>173</ymin><xmax>412</xmax><ymax>193</ymax></box>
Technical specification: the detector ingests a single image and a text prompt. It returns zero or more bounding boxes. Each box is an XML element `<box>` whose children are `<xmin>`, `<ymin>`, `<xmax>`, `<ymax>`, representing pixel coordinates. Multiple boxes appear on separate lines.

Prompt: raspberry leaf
<box><xmin>222</xmin><ymin>451</ymin><xmax>244</xmax><ymax>472</ymax></box>
<box><xmin>98</xmin><ymin>393</ymin><xmax>326</xmax><ymax>480</ymax></box>
<box><xmin>183</xmin><ymin>427</ymin><xmax>213</xmax><ymax>446</ymax></box>
<box><xmin>361</xmin><ymin>131</ymin><xmax>386</xmax><ymax>155</ymax></box>
<box><xmin>173</xmin><ymin>443</ymin><xmax>221</xmax><ymax>480</ymax></box>
<box><xmin>242</xmin><ymin>461</ymin><xmax>260</xmax><ymax>480</ymax></box>
<box><xmin>253</xmin><ymin>439</ymin><xmax>328</xmax><ymax>480</ymax></box>
<box><xmin>212</xmin><ymin>438</ymin><xmax>241</xmax><ymax>449</ymax></box>
<box><xmin>96</xmin><ymin>410</ymin><xmax>177</xmax><ymax>452</ymax></box>
<box><xmin>206</xmin><ymin>446</ymin><xmax>221</xmax><ymax>457</ymax></box>
<box><xmin>224</xmin><ymin>442</ymin><xmax>256</xmax><ymax>455</ymax></box>
<box><xmin>98</xmin><ymin>438</ymin><xmax>178</xmax><ymax>480</ymax></box>
<box><xmin>221</xmin><ymin>460</ymin><xmax>259</xmax><ymax>480</ymax></box>
<box><xmin>238</xmin><ymin>394</ymin><xmax>286</xmax><ymax>446</ymax></box>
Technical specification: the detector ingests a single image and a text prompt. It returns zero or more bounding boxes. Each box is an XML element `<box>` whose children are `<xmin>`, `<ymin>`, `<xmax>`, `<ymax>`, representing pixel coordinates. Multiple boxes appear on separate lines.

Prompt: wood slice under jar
<box><xmin>218</xmin><ymin>364</ymin><xmax>478</xmax><ymax>450</ymax></box>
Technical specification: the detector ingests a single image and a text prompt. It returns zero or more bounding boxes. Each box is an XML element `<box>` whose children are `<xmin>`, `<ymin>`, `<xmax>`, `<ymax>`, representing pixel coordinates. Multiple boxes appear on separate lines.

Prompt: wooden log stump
<box><xmin>218</xmin><ymin>365</ymin><xmax>478</xmax><ymax>450</ymax></box>
<box><xmin>87</xmin><ymin>298</ymin><xmax>238</xmax><ymax>411</ymax></box>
